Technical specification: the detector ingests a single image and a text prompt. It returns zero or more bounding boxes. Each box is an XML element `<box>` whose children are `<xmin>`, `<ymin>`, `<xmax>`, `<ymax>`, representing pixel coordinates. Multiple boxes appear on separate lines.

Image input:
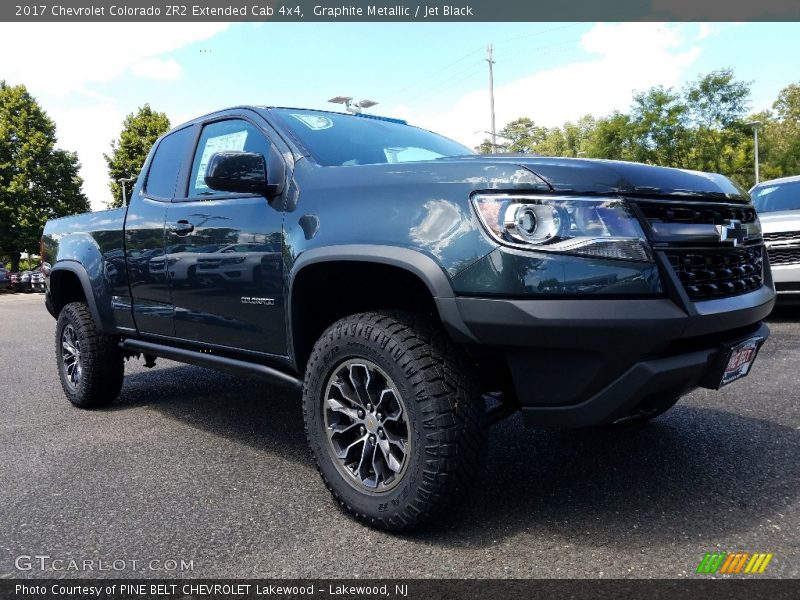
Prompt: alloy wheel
<box><xmin>322</xmin><ymin>359</ymin><xmax>410</xmax><ymax>492</ymax></box>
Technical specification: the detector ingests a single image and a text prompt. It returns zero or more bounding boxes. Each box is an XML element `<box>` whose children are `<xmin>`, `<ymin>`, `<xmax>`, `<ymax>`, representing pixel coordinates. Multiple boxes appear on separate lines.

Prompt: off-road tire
<box><xmin>303</xmin><ymin>311</ymin><xmax>486</xmax><ymax>531</ymax></box>
<box><xmin>56</xmin><ymin>302</ymin><xmax>124</xmax><ymax>409</ymax></box>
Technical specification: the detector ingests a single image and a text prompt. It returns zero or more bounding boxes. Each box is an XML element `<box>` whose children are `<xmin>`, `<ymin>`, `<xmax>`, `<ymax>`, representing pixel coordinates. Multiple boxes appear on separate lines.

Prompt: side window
<box><xmin>144</xmin><ymin>127</ymin><xmax>194</xmax><ymax>199</ymax></box>
<box><xmin>188</xmin><ymin>119</ymin><xmax>272</xmax><ymax>198</ymax></box>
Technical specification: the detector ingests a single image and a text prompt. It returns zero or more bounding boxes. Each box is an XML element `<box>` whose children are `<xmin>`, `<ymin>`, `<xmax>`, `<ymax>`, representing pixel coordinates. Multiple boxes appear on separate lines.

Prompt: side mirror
<box><xmin>205</xmin><ymin>151</ymin><xmax>281</xmax><ymax>197</ymax></box>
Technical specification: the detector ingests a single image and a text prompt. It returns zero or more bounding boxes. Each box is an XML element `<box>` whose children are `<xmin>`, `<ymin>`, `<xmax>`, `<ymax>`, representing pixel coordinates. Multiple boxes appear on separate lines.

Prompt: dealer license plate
<box><xmin>719</xmin><ymin>336</ymin><xmax>764</xmax><ymax>387</ymax></box>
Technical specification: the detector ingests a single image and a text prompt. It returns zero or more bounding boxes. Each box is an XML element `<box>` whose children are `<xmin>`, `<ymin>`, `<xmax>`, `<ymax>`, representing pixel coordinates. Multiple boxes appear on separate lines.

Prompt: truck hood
<box><xmin>758</xmin><ymin>210</ymin><xmax>800</xmax><ymax>234</ymax></box>
<box><xmin>439</xmin><ymin>155</ymin><xmax>749</xmax><ymax>201</ymax></box>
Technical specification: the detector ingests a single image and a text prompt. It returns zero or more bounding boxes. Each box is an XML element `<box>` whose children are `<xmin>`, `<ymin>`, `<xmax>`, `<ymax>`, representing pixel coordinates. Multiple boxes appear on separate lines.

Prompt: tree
<box><xmin>104</xmin><ymin>104</ymin><xmax>170</xmax><ymax>208</ymax></box>
<box><xmin>684</xmin><ymin>69</ymin><xmax>752</xmax><ymax>185</ymax></box>
<box><xmin>629</xmin><ymin>86</ymin><xmax>691</xmax><ymax>167</ymax></box>
<box><xmin>764</xmin><ymin>82</ymin><xmax>800</xmax><ymax>176</ymax></box>
<box><xmin>0</xmin><ymin>81</ymin><xmax>89</xmax><ymax>271</ymax></box>
<box><xmin>584</xmin><ymin>112</ymin><xmax>635</xmax><ymax>160</ymax></box>
<box><xmin>474</xmin><ymin>69</ymin><xmax>798</xmax><ymax>186</ymax></box>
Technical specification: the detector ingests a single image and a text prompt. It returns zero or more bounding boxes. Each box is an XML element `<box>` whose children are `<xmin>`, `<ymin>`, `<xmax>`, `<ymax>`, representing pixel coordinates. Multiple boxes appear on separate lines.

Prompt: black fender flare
<box><xmin>288</xmin><ymin>245</ymin><xmax>477</xmax><ymax>364</ymax></box>
<box><xmin>48</xmin><ymin>261</ymin><xmax>109</xmax><ymax>333</ymax></box>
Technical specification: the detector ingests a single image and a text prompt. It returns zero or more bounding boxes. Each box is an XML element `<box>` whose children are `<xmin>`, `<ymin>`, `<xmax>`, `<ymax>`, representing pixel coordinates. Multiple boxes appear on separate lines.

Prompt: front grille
<box><xmin>768</xmin><ymin>247</ymin><xmax>800</xmax><ymax>266</ymax></box>
<box><xmin>763</xmin><ymin>230</ymin><xmax>800</xmax><ymax>243</ymax></box>
<box><xmin>637</xmin><ymin>202</ymin><xmax>757</xmax><ymax>225</ymax></box>
<box><xmin>763</xmin><ymin>230</ymin><xmax>800</xmax><ymax>266</ymax></box>
<box><xmin>665</xmin><ymin>246</ymin><xmax>763</xmax><ymax>301</ymax></box>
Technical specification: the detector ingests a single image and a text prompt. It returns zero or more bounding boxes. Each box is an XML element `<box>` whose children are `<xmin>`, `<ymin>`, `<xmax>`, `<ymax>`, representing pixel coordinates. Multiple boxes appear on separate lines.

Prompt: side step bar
<box><xmin>119</xmin><ymin>338</ymin><xmax>302</xmax><ymax>390</ymax></box>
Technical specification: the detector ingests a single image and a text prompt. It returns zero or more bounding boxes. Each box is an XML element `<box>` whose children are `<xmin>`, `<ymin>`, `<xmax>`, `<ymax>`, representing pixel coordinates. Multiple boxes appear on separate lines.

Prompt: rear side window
<box><xmin>188</xmin><ymin>119</ymin><xmax>272</xmax><ymax>198</ymax></box>
<box><xmin>144</xmin><ymin>127</ymin><xmax>194</xmax><ymax>199</ymax></box>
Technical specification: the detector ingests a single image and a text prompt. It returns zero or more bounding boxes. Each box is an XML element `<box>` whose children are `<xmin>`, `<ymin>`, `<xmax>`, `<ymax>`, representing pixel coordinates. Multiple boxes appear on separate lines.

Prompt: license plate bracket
<box><xmin>711</xmin><ymin>335</ymin><xmax>765</xmax><ymax>389</ymax></box>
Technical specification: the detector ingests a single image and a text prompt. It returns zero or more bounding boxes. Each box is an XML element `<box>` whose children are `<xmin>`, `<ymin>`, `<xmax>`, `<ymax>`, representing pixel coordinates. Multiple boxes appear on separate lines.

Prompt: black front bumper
<box><xmin>449</xmin><ymin>285</ymin><xmax>774</xmax><ymax>427</ymax></box>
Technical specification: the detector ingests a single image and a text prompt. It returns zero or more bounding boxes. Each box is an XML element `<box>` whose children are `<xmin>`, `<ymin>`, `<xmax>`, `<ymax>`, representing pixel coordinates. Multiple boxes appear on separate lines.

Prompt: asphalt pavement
<box><xmin>0</xmin><ymin>292</ymin><xmax>798</xmax><ymax>579</ymax></box>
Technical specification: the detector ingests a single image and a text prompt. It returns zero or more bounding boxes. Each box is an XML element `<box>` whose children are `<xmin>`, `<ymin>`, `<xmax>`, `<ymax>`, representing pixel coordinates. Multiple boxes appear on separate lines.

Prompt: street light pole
<box><xmin>746</xmin><ymin>121</ymin><xmax>761</xmax><ymax>184</ymax></box>
<box><xmin>118</xmin><ymin>177</ymin><xmax>136</xmax><ymax>206</ymax></box>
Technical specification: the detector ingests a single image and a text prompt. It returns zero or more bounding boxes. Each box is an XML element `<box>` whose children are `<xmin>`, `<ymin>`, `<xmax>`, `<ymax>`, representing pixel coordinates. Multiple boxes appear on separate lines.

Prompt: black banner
<box><xmin>3</xmin><ymin>579</ymin><xmax>800</xmax><ymax>600</ymax></box>
<box><xmin>3</xmin><ymin>0</ymin><xmax>800</xmax><ymax>22</ymax></box>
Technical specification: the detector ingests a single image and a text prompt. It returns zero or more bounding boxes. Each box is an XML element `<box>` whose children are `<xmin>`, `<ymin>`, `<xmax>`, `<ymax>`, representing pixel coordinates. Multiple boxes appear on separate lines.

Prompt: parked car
<box><xmin>29</xmin><ymin>269</ymin><xmax>46</xmax><ymax>292</ymax></box>
<box><xmin>146</xmin><ymin>243</ymin><xmax>224</xmax><ymax>285</ymax></box>
<box><xmin>195</xmin><ymin>242</ymin><xmax>282</xmax><ymax>289</ymax></box>
<box><xmin>11</xmin><ymin>270</ymin><xmax>31</xmax><ymax>293</ymax></box>
<box><xmin>751</xmin><ymin>175</ymin><xmax>800</xmax><ymax>297</ymax></box>
<box><xmin>0</xmin><ymin>265</ymin><xmax>8</xmax><ymax>290</ymax></box>
<box><xmin>42</xmin><ymin>106</ymin><xmax>774</xmax><ymax>530</ymax></box>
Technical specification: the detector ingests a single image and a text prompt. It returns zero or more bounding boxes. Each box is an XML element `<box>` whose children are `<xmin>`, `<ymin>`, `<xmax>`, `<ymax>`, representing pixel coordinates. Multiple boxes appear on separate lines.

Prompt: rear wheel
<box><xmin>56</xmin><ymin>302</ymin><xmax>124</xmax><ymax>409</ymax></box>
<box><xmin>303</xmin><ymin>311</ymin><xmax>486</xmax><ymax>530</ymax></box>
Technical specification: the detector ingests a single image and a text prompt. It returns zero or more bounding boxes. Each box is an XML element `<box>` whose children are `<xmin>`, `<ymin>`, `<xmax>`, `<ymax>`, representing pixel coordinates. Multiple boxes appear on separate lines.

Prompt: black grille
<box><xmin>637</xmin><ymin>202</ymin><xmax>757</xmax><ymax>225</ymax></box>
<box><xmin>768</xmin><ymin>247</ymin><xmax>800</xmax><ymax>266</ymax></box>
<box><xmin>665</xmin><ymin>246</ymin><xmax>763</xmax><ymax>301</ymax></box>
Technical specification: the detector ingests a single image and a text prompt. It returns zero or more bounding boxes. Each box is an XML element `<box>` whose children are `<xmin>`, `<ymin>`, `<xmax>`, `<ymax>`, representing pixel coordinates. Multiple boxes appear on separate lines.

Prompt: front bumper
<box><xmin>447</xmin><ymin>285</ymin><xmax>774</xmax><ymax>427</ymax></box>
<box><xmin>772</xmin><ymin>263</ymin><xmax>800</xmax><ymax>294</ymax></box>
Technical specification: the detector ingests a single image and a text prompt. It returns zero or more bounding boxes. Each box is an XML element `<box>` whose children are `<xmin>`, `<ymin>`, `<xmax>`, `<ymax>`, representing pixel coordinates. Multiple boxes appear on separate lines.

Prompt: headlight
<box><xmin>472</xmin><ymin>194</ymin><xmax>653</xmax><ymax>262</ymax></box>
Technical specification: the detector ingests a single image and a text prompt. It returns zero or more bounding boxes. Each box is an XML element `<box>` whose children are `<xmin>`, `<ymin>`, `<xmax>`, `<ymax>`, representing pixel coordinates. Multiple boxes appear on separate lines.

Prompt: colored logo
<box><xmin>696</xmin><ymin>552</ymin><xmax>774</xmax><ymax>574</ymax></box>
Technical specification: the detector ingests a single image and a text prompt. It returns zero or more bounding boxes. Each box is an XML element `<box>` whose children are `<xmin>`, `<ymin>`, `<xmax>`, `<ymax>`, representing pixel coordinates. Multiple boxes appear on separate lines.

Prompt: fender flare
<box><xmin>49</xmin><ymin>261</ymin><xmax>108</xmax><ymax>333</ymax></box>
<box><xmin>288</xmin><ymin>245</ymin><xmax>477</xmax><ymax>367</ymax></box>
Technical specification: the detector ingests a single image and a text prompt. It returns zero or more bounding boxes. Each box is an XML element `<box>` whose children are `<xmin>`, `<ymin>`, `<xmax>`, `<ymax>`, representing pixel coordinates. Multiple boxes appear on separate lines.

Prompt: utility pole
<box><xmin>486</xmin><ymin>44</ymin><xmax>497</xmax><ymax>153</ymax></box>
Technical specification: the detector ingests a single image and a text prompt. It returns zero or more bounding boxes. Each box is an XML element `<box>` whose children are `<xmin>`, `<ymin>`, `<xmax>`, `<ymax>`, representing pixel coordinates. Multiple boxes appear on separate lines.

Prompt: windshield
<box><xmin>271</xmin><ymin>108</ymin><xmax>473</xmax><ymax>167</ymax></box>
<box><xmin>752</xmin><ymin>180</ymin><xmax>800</xmax><ymax>213</ymax></box>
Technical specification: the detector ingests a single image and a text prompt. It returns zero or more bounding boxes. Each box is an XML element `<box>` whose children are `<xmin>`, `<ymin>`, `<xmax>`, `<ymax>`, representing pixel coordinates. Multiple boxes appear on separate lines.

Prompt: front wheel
<box><xmin>56</xmin><ymin>302</ymin><xmax>124</xmax><ymax>408</ymax></box>
<box><xmin>303</xmin><ymin>311</ymin><xmax>486</xmax><ymax>530</ymax></box>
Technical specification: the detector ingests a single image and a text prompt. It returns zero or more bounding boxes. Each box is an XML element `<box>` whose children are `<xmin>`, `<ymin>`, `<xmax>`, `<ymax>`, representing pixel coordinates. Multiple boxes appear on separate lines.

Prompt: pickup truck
<box><xmin>42</xmin><ymin>106</ymin><xmax>775</xmax><ymax>530</ymax></box>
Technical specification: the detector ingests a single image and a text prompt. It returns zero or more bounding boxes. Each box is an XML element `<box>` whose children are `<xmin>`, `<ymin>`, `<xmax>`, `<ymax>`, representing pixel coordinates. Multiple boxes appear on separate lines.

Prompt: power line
<box><xmin>389</xmin><ymin>24</ymin><xmax>584</xmax><ymax>101</ymax></box>
<box><xmin>406</xmin><ymin>37</ymin><xmax>582</xmax><ymax>108</ymax></box>
<box><xmin>389</xmin><ymin>45</ymin><xmax>484</xmax><ymax>98</ymax></box>
<box><xmin>404</xmin><ymin>62</ymin><xmax>485</xmax><ymax>107</ymax></box>
<box><xmin>492</xmin><ymin>22</ymin><xmax>583</xmax><ymax>47</ymax></box>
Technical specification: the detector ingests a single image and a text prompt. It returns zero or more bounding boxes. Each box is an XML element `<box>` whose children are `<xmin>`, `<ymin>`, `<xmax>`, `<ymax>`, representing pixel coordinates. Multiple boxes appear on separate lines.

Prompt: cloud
<box><xmin>48</xmin><ymin>102</ymin><xmax>125</xmax><ymax>210</ymax></box>
<box><xmin>131</xmin><ymin>58</ymin><xmax>183</xmax><ymax>81</ymax></box>
<box><xmin>389</xmin><ymin>23</ymin><xmax>702</xmax><ymax>148</ymax></box>
<box><xmin>0</xmin><ymin>23</ymin><xmax>229</xmax><ymax>96</ymax></box>
<box><xmin>0</xmin><ymin>22</ymin><xmax>229</xmax><ymax>210</ymax></box>
<box><xmin>696</xmin><ymin>24</ymin><xmax>720</xmax><ymax>41</ymax></box>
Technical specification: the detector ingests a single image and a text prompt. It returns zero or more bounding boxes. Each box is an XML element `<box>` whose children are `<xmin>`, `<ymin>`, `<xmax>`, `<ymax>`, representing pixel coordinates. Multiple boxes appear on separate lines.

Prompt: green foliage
<box><xmin>104</xmin><ymin>104</ymin><xmax>170</xmax><ymax>208</ymax></box>
<box><xmin>0</xmin><ymin>81</ymin><xmax>89</xmax><ymax>272</ymax></box>
<box><xmin>4</xmin><ymin>256</ymin><xmax>40</xmax><ymax>272</ymax></box>
<box><xmin>760</xmin><ymin>83</ymin><xmax>800</xmax><ymax>177</ymax></box>
<box><xmin>477</xmin><ymin>69</ymin><xmax>800</xmax><ymax>190</ymax></box>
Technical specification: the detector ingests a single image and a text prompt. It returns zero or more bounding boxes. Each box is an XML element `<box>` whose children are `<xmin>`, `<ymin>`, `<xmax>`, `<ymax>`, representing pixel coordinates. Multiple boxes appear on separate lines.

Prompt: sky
<box><xmin>1</xmin><ymin>21</ymin><xmax>799</xmax><ymax>211</ymax></box>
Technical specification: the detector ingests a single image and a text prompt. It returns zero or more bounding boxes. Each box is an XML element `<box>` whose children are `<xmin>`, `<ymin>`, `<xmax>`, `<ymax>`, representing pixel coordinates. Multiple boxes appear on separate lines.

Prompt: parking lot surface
<box><xmin>1</xmin><ymin>292</ymin><xmax>798</xmax><ymax>578</ymax></box>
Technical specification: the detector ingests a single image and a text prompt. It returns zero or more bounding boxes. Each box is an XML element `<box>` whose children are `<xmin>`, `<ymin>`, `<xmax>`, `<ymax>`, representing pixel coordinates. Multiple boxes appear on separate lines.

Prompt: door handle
<box><xmin>170</xmin><ymin>220</ymin><xmax>194</xmax><ymax>236</ymax></box>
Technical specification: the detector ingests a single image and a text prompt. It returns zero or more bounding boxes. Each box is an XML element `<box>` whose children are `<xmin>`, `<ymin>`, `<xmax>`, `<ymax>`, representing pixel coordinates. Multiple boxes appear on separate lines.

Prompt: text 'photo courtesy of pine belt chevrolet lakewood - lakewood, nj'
<box><xmin>41</xmin><ymin>105</ymin><xmax>775</xmax><ymax>530</ymax></box>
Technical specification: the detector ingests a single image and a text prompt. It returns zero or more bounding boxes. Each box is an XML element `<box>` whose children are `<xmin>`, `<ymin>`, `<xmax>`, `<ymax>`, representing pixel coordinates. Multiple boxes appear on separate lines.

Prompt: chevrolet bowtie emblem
<box><xmin>716</xmin><ymin>219</ymin><xmax>748</xmax><ymax>247</ymax></box>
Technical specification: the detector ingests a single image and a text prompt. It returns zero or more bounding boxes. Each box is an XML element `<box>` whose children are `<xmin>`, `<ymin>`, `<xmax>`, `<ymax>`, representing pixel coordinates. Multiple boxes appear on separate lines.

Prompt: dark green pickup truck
<box><xmin>42</xmin><ymin>106</ymin><xmax>774</xmax><ymax>530</ymax></box>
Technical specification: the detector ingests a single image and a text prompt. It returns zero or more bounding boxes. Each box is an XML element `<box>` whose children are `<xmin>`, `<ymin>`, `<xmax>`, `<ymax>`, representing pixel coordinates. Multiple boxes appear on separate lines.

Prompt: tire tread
<box><xmin>303</xmin><ymin>310</ymin><xmax>486</xmax><ymax>531</ymax></box>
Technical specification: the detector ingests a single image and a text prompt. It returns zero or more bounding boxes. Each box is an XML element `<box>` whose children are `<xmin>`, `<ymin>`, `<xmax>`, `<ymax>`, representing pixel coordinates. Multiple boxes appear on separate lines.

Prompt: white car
<box><xmin>148</xmin><ymin>243</ymin><xmax>223</xmax><ymax>284</ymax></box>
<box><xmin>195</xmin><ymin>242</ymin><xmax>281</xmax><ymax>288</ymax></box>
<box><xmin>751</xmin><ymin>175</ymin><xmax>800</xmax><ymax>297</ymax></box>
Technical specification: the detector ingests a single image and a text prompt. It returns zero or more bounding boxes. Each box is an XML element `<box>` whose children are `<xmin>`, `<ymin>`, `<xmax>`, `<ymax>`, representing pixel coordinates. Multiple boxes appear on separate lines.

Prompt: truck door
<box><xmin>165</xmin><ymin>117</ymin><xmax>286</xmax><ymax>355</ymax></box>
<box><xmin>125</xmin><ymin>125</ymin><xmax>196</xmax><ymax>337</ymax></box>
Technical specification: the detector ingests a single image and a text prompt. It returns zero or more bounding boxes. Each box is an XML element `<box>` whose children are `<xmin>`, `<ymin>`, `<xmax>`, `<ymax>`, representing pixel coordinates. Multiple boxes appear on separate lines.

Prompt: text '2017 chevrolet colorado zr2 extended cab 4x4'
<box><xmin>42</xmin><ymin>106</ymin><xmax>775</xmax><ymax>530</ymax></box>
